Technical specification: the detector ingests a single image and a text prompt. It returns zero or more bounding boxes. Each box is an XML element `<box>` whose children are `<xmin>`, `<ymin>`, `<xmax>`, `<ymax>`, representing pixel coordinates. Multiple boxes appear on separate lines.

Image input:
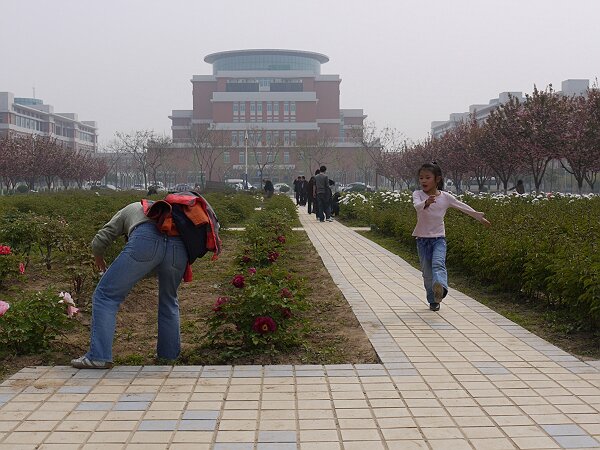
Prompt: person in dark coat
<box><xmin>307</xmin><ymin>169</ymin><xmax>318</xmax><ymax>215</ymax></box>
<box><xmin>264</xmin><ymin>179</ymin><xmax>274</xmax><ymax>198</ymax></box>
<box><xmin>293</xmin><ymin>176</ymin><xmax>302</xmax><ymax>205</ymax></box>
<box><xmin>299</xmin><ymin>176</ymin><xmax>308</xmax><ymax>205</ymax></box>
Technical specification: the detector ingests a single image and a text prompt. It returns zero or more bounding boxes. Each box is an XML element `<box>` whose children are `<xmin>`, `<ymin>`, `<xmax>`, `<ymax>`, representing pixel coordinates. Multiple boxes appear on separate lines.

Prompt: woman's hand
<box><xmin>94</xmin><ymin>255</ymin><xmax>107</xmax><ymax>272</ymax></box>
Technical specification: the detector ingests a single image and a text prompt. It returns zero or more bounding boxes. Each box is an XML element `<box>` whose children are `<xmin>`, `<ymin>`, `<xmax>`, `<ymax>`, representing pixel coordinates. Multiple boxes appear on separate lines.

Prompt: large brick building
<box><xmin>0</xmin><ymin>92</ymin><xmax>98</xmax><ymax>153</ymax></box>
<box><xmin>163</xmin><ymin>49</ymin><xmax>368</xmax><ymax>187</ymax></box>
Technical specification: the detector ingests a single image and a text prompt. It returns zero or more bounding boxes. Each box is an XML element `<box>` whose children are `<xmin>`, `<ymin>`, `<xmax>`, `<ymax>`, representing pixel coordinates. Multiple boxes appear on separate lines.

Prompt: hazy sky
<box><xmin>2</xmin><ymin>0</ymin><xmax>599</xmax><ymax>146</ymax></box>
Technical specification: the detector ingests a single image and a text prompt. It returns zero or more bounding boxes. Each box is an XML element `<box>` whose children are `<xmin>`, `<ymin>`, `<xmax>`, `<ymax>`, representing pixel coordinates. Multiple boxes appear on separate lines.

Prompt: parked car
<box><xmin>342</xmin><ymin>182</ymin><xmax>373</xmax><ymax>193</ymax></box>
<box><xmin>273</xmin><ymin>182</ymin><xmax>290</xmax><ymax>193</ymax></box>
<box><xmin>132</xmin><ymin>184</ymin><xmax>145</xmax><ymax>191</ymax></box>
<box><xmin>173</xmin><ymin>183</ymin><xmax>192</xmax><ymax>192</ymax></box>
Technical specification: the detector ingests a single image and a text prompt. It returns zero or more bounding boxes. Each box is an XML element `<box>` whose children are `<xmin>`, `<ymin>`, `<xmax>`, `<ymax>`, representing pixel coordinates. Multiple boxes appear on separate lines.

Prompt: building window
<box><xmin>267</xmin><ymin>102</ymin><xmax>272</xmax><ymax>113</ymax></box>
<box><xmin>284</xmin><ymin>151</ymin><xmax>290</xmax><ymax>163</ymax></box>
<box><xmin>233</xmin><ymin>102</ymin><xmax>239</xmax><ymax>114</ymax></box>
<box><xmin>239</xmin><ymin>152</ymin><xmax>245</xmax><ymax>163</ymax></box>
<box><xmin>284</xmin><ymin>131</ymin><xmax>290</xmax><ymax>146</ymax></box>
<box><xmin>231</xmin><ymin>132</ymin><xmax>238</xmax><ymax>147</ymax></box>
<box><xmin>274</xmin><ymin>102</ymin><xmax>279</xmax><ymax>115</ymax></box>
<box><xmin>240</xmin><ymin>102</ymin><xmax>246</xmax><ymax>115</ymax></box>
<box><xmin>291</xmin><ymin>131</ymin><xmax>296</xmax><ymax>146</ymax></box>
<box><xmin>257</xmin><ymin>102</ymin><xmax>262</xmax><ymax>115</ymax></box>
<box><xmin>290</xmin><ymin>102</ymin><xmax>296</xmax><ymax>113</ymax></box>
<box><xmin>250</xmin><ymin>102</ymin><xmax>256</xmax><ymax>113</ymax></box>
<box><xmin>224</xmin><ymin>151</ymin><xmax>230</xmax><ymax>163</ymax></box>
<box><xmin>284</xmin><ymin>102</ymin><xmax>289</xmax><ymax>114</ymax></box>
<box><xmin>266</xmin><ymin>131</ymin><xmax>272</xmax><ymax>146</ymax></box>
<box><xmin>273</xmin><ymin>131</ymin><xmax>280</xmax><ymax>144</ymax></box>
<box><xmin>239</xmin><ymin>131</ymin><xmax>246</xmax><ymax>147</ymax></box>
<box><xmin>255</xmin><ymin>152</ymin><xmax>262</xmax><ymax>163</ymax></box>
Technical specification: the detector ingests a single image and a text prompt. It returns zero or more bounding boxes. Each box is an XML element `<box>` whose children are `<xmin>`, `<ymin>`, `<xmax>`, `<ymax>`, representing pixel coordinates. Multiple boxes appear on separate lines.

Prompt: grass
<box><xmin>359</xmin><ymin>229</ymin><xmax>600</xmax><ymax>361</ymax></box>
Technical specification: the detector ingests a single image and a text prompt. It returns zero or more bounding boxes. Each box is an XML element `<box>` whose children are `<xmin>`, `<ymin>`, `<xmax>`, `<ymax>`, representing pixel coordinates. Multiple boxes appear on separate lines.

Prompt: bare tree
<box><xmin>110</xmin><ymin>130</ymin><xmax>156</xmax><ymax>189</ymax></box>
<box><xmin>296</xmin><ymin>131</ymin><xmax>336</xmax><ymax>175</ymax></box>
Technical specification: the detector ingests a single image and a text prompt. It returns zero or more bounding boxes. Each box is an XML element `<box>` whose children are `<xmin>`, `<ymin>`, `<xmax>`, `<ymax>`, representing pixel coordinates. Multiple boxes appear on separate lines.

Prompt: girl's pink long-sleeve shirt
<box><xmin>412</xmin><ymin>190</ymin><xmax>485</xmax><ymax>237</ymax></box>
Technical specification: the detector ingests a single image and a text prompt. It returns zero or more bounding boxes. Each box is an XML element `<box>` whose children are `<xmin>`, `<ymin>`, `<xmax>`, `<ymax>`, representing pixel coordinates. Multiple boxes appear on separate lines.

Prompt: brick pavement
<box><xmin>0</xmin><ymin>206</ymin><xmax>599</xmax><ymax>449</ymax></box>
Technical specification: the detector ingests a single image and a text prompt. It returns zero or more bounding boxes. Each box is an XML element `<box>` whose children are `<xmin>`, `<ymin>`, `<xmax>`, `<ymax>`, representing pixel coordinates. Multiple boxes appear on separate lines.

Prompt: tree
<box><xmin>463</xmin><ymin>115</ymin><xmax>492</xmax><ymax>193</ymax></box>
<box><xmin>111</xmin><ymin>130</ymin><xmax>156</xmax><ymax>189</ymax></box>
<box><xmin>296</xmin><ymin>131</ymin><xmax>336</xmax><ymax>176</ymax></box>
<box><xmin>517</xmin><ymin>85</ymin><xmax>566</xmax><ymax>193</ymax></box>
<box><xmin>147</xmin><ymin>135</ymin><xmax>173</xmax><ymax>186</ymax></box>
<box><xmin>481</xmin><ymin>95</ymin><xmax>523</xmax><ymax>193</ymax></box>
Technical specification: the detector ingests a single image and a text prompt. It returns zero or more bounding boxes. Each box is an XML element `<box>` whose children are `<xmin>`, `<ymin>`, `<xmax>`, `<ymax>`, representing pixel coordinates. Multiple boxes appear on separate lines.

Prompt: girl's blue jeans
<box><xmin>416</xmin><ymin>237</ymin><xmax>448</xmax><ymax>304</ymax></box>
<box><xmin>86</xmin><ymin>222</ymin><xmax>188</xmax><ymax>362</ymax></box>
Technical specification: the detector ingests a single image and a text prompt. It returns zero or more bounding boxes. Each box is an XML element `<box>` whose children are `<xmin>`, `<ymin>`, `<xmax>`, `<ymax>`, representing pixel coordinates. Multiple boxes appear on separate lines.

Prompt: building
<box><xmin>0</xmin><ymin>92</ymin><xmax>98</xmax><ymax>153</ymax></box>
<box><xmin>164</xmin><ymin>49</ymin><xmax>368</xmax><ymax>186</ymax></box>
<box><xmin>431</xmin><ymin>79</ymin><xmax>590</xmax><ymax>138</ymax></box>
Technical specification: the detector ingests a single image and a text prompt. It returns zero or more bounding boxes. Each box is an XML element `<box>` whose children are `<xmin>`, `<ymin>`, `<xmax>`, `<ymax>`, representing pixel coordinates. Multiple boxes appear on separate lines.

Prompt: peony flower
<box><xmin>0</xmin><ymin>300</ymin><xmax>10</xmax><ymax>317</ymax></box>
<box><xmin>248</xmin><ymin>267</ymin><xmax>257</xmax><ymax>275</ymax></box>
<box><xmin>268</xmin><ymin>251</ymin><xmax>279</xmax><ymax>262</ymax></box>
<box><xmin>66</xmin><ymin>305</ymin><xmax>79</xmax><ymax>318</ymax></box>
<box><xmin>241</xmin><ymin>255</ymin><xmax>251</xmax><ymax>263</ymax></box>
<box><xmin>0</xmin><ymin>245</ymin><xmax>11</xmax><ymax>255</ymax></box>
<box><xmin>281</xmin><ymin>307</ymin><xmax>292</xmax><ymax>319</ymax></box>
<box><xmin>231</xmin><ymin>274</ymin><xmax>245</xmax><ymax>289</ymax></box>
<box><xmin>280</xmin><ymin>288</ymin><xmax>292</xmax><ymax>298</ymax></box>
<box><xmin>252</xmin><ymin>316</ymin><xmax>277</xmax><ymax>334</ymax></box>
<box><xmin>19</xmin><ymin>262</ymin><xmax>25</xmax><ymax>275</ymax></box>
<box><xmin>212</xmin><ymin>296</ymin><xmax>229</xmax><ymax>312</ymax></box>
<box><xmin>276</xmin><ymin>235</ymin><xmax>286</xmax><ymax>244</ymax></box>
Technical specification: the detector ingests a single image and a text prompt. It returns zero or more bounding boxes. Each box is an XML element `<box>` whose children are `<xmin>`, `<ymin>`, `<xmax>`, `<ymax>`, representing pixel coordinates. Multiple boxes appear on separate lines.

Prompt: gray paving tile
<box><xmin>118</xmin><ymin>393</ymin><xmax>155</xmax><ymax>402</ymax></box>
<box><xmin>182</xmin><ymin>410</ymin><xmax>220</xmax><ymax>420</ymax></box>
<box><xmin>553</xmin><ymin>435</ymin><xmax>600</xmax><ymax>448</ymax></box>
<box><xmin>139</xmin><ymin>420</ymin><xmax>178</xmax><ymax>431</ymax></box>
<box><xmin>113</xmin><ymin>401</ymin><xmax>150</xmax><ymax>411</ymax></box>
<box><xmin>213</xmin><ymin>444</ymin><xmax>254</xmax><ymax>450</ymax></box>
<box><xmin>178</xmin><ymin>419</ymin><xmax>217</xmax><ymax>431</ymax></box>
<box><xmin>76</xmin><ymin>401</ymin><xmax>113</xmax><ymax>411</ymax></box>
<box><xmin>542</xmin><ymin>424</ymin><xmax>588</xmax><ymax>436</ymax></box>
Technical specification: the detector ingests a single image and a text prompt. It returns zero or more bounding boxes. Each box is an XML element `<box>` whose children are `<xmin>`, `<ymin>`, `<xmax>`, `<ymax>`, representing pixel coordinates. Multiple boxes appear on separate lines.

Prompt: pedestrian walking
<box><xmin>71</xmin><ymin>192</ymin><xmax>221</xmax><ymax>368</ymax></box>
<box><xmin>293</xmin><ymin>176</ymin><xmax>302</xmax><ymax>205</ymax></box>
<box><xmin>264</xmin><ymin>179</ymin><xmax>274</xmax><ymax>198</ymax></box>
<box><xmin>412</xmin><ymin>163</ymin><xmax>491</xmax><ymax>311</ymax></box>
<box><xmin>314</xmin><ymin>165</ymin><xmax>332</xmax><ymax>222</ymax></box>
<box><xmin>300</xmin><ymin>176</ymin><xmax>308</xmax><ymax>205</ymax></box>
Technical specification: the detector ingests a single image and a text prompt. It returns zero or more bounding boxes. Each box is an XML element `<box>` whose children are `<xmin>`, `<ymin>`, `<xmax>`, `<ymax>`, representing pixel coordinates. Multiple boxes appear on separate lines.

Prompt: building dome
<box><xmin>204</xmin><ymin>49</ymin><xmax>329</xmax><ymax>75</ymax></box>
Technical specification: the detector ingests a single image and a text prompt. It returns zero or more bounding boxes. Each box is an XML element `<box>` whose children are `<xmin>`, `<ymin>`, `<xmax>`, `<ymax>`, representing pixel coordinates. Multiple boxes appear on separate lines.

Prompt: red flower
<box><xmin>0</xmin><ymin>245</ymin><xmax>11</xmax><ymax>255</ymax></box>
<box><xmin>252</xmin><ymin>316</ymin><xmax>277</xmax><ymax>334</ymax></box>
<box><xmin>231</xmin><ymin>274</ymin><xmax>245</xmax><ymax>288</ymax></box>
<box><xmin>19</xmin><ymin>262</ymin><xmax>25</xmax><ymax>275</ymax></box>
<box><xmin>241</xmin><ymin>255</ymin><xmax>251</xmax><ymax>263</ymax></box>
<box><xmin>280</xmin><ymin>288</ymin><xmax>292</xmax><ymax>298</ymax></box>
<box><xmin>213</xmin><ymin>296</ymin><xmax>229</xmax><ymax>312</ymax></box>
<box><xmin>268</xmin><ymin>251</ymin><xmax>279</xmax><ymax>262</ymax></box>
<box><xmin>277</xmin><ymin>235</ymin><xmax>286</xmax><ymax>244</ymax></box>
<box><xmin>248</xmin><ymin>267</ymin><xmax>257</xmax><ymax>275</ymax></box>
<box><xmin>281</xmin><ymin>307</ymin><xmax>292</xmax><ymax>319</ymax></box>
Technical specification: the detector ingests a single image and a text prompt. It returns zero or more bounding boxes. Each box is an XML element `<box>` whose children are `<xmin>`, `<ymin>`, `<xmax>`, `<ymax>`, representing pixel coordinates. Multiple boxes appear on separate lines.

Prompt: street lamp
<box><xmin>244</xmin><ymin>129</ymin><xmax>248</xmax><ymax>189</ymax></box>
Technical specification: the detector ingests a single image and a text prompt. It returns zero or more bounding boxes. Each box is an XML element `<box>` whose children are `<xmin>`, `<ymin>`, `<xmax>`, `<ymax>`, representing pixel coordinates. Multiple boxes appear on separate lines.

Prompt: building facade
<box><xmin>431</xmin><ymin>79</ymin><xmax>590</xmax><ymax>138</ymax></box>
<box><xmin>164</xmin><ymin>49</ymin><xmax>368</xmax><ymax>187</ymax></box>
<box><xmin>0</xmin><ymin>92</ymin><xmax>98</xmax><ymax>153</ymax></box>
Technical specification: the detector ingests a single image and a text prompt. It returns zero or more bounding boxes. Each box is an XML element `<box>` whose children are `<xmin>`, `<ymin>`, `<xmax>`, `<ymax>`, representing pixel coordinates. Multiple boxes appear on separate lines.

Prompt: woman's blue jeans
<box><xmin>86</xmin><ymin>222</ymin><xmax>188</xmax><ymax>362</ymax></box>
<box><xmin>416</xmin><ymin>237</ymin><xmax>448</xmax><ymax>304</ymax></box>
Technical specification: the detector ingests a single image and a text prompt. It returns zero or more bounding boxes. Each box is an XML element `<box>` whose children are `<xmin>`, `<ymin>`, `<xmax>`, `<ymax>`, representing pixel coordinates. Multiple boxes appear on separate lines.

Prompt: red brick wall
<box><xmin>315</xmin><ymin>81</ymin><xmax>340</xmax><ymax>119</ymax></box>
<box><xmin>192</xmin><ymin>81</ymin><xmax>217</xmax><ymax>120</ymax></box>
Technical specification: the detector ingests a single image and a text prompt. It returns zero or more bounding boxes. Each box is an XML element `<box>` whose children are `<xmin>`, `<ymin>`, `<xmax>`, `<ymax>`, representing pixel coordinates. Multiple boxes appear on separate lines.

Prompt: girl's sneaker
<box><xmin>429</xmin><ymin>302</ymin><xmax>440</xmax><ymax>311</ymax></box>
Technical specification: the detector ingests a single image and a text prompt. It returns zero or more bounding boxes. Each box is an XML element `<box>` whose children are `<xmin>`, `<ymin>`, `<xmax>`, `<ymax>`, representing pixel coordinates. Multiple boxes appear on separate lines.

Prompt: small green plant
<box><xmin>0</xmin><ymin>289</ymin><xmax>76</xmax><ymax>356</ymax></box>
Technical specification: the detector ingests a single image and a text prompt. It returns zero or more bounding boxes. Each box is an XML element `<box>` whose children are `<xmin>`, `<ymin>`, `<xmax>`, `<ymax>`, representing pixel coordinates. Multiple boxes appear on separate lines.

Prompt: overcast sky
<box><xmin>2</xmin><ymin>0</ymin><xmax>599</xmax><ymax>146</ymax></box>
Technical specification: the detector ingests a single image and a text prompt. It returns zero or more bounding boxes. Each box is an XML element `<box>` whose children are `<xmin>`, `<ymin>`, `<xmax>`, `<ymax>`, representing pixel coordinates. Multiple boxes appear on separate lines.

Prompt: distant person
<box><xmin>307</xmin><ymin>171</ymin><xmax>318</xmax><ymax>215</ymax></box>
<box><xmin>509</xmin><ymin>179</ymin><xmax>525</xmax><ymax>194</ymax></box>
<box><xmin>147</xmin><ymin>186</ymin><xmax>158</xmax><ymax>196</ymax></box>
<box><xmin>314</xmin><ymin>165</ymin><xmax>332</xmax><ymax>222</ymax></box>
<box><xmin>264</xmin><ymin>179</ymin><xmax>274</xmax><ymax>198</ymax></box>
<box><xmin>329</xmin><ymin>179</ymin><xmax>341</xmax><ymax>217</ymax></box>
<box><xmin>298</xmin><ymin>176</ymin><xmax>307</xmax><ymax>205</ymax></box>
<box><xmin>293</xmin><ymin>176</ymin><xmax>302</xmax><ymax>205</ymax></box>
<box><xmin>412</xmin><ymin>162</ymin><xmax>491</xmax><ymax>312</ymax></box>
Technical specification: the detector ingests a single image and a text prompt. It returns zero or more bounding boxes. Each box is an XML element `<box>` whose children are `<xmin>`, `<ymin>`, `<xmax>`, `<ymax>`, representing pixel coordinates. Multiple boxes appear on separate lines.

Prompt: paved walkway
<box><xmin>1</xmin><ymin>207</ymin><xmax>599</xmax><ymax>449</ymax></box>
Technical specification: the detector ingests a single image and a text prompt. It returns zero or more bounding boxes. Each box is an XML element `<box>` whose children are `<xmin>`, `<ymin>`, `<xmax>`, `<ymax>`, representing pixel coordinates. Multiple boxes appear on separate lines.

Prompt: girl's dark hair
<box><xmin>418</xmin><ymin>162</ymin><xmax>444</xmax><ymax>190</ymax></box>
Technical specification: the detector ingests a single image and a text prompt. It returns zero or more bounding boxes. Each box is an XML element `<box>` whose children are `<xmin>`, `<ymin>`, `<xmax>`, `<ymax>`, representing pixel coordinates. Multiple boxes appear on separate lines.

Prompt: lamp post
<box><xmin>244</xmin><ymin>129</ymin><xmax>248</xmax><ymax>189</ymax></box>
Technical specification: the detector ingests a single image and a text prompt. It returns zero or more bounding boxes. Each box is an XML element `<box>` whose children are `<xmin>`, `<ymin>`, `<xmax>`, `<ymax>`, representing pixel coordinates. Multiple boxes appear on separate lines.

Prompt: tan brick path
<box><xmin>1</xmin><ymin>206</ymin><xmax>599</xmax><ymax>449</ymax></box>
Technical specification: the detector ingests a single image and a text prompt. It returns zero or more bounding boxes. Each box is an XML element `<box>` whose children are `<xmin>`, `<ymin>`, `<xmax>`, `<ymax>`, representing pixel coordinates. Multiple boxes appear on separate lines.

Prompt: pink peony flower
<box><xmin>67</xmin><ymin>305</ymin><xmax>79</xmax><ymax>318</ymax></box>
<box><xmin>252</xmin><ymin>316</ymin><xmax>277</xmax><ymax>334</ymax></box>
<box><xmin>268</xmin><ymin>251</ymin><xmax>279</xmax><ymax>262</ymax></box>
<box><xmin>231</xmin><ymin>274</ymin><xmax>245</xmax><ymax>289</ymax></box>
<box><xmin>277</xmin><ymin>235</ymin><xmax>286</xmax><ymax>244</ymax></box>
<box><xmin>280</xmin><ymin>288</ymin><xmax>292</xmax><ymax>298</ymax></box>
<box><xmin>0</xmin><ymin>300</ymin><xmax>9</xmax><ymax>317</ymax></box>
<box><xmin>19</xmin><ymin>262</ymin><xmax>25</xmax><ymax>274</ymax></box>
<box><xmin>248</xmin><ymin>267</ymin><xmax>257</xmax><ymax>275</ymax></box>
<box><xmin>212</xmin><ymin>296</ymin><xmax>229</xmax><ymax>312</ymax></box>
<box><xmin>0</xmin><ymin>245</ymin><xmax>11</xmax><ymax>255</ymax></box>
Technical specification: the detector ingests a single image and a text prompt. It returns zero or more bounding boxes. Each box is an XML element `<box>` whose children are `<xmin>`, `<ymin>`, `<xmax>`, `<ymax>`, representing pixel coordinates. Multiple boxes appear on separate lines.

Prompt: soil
<box><xmin>360</xmin><ymin>230</ymin><xmax>600</xmax><ymax>361</ymax></box>
<box><xmin>0</xmin><ymin>231</ymin><xmax>378</xmax><ymax>381</ymax></box>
